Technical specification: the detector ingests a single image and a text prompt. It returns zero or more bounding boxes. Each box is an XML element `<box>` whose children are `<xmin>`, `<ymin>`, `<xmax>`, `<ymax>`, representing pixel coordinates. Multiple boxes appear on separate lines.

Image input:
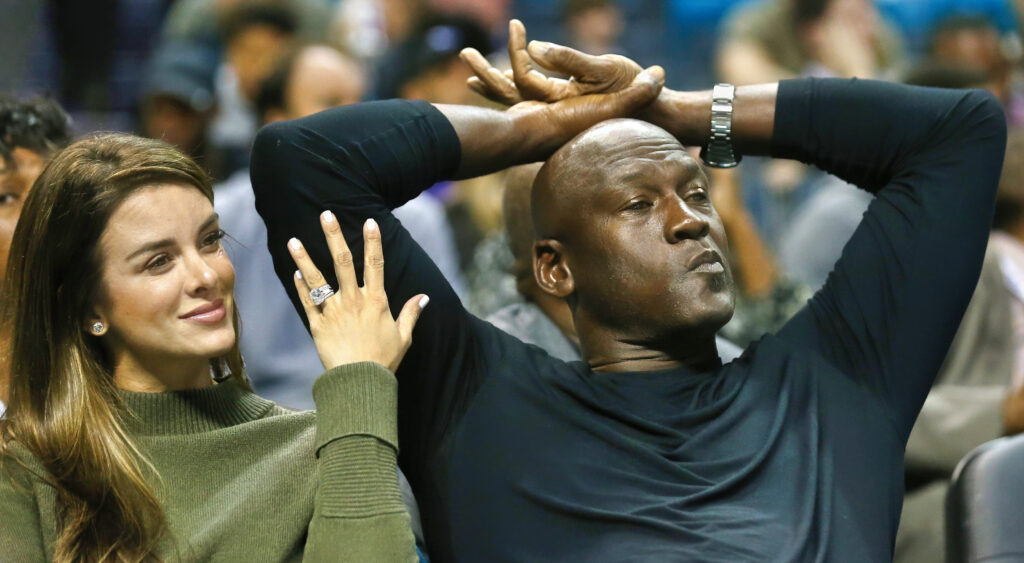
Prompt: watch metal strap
<box><xmin>700</xmin><ymin>83</ymin><xmax>741</xmax><ymax>169</ymax></box>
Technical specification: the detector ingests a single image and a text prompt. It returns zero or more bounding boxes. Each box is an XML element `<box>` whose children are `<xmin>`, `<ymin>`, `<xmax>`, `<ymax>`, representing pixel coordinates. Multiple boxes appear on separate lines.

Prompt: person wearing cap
<box><xmin>138</xmin><ymin>41</ymin><xmax>219</xmax><ymax>173</ymax></box>
<box><xmin>252</xmin><ymin>21</ymin><xmax>1005</xmax><ymax>561</ymax></box>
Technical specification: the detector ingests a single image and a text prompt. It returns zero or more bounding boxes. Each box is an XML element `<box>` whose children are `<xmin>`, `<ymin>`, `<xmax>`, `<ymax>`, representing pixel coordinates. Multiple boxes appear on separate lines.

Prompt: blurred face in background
<box><xmin>0</xmin><ymin>147</ymin><xmax>45</xmax><ymax>283</ymax></box>
<box><xmin>285</xmin><ymin>46</ymin><xmax>366</xmax><ymax>119</ymax></box>
<box><xmin>227</xmin><ymin>23</ymin><xmax>293</xmax><ymax>101</ymax></box>
<box><xmin>140</xmin><ymin>96</ymin><xmax>207</xmax><ymax>156</ymax></box>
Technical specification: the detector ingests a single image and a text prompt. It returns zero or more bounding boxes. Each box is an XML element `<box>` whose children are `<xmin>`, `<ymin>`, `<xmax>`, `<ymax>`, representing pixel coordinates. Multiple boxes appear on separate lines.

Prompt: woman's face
<box><xmin>94</xmin><ymin>183</ymin><xmax>236</xmax><ymax>372</ymax></box>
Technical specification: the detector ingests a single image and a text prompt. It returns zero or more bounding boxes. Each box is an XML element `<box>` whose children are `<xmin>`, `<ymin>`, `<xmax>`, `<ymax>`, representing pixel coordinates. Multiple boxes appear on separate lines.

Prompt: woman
<box><xmin>0</xmin><ymin>134</ymin><xmax>426</xmax><ymax>562</ymax></box>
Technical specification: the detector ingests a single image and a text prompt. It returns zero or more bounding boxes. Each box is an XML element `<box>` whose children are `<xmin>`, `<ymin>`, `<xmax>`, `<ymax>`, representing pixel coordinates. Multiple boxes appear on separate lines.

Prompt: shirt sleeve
<box><xmin>303</xmin><ymin>362</ymin><xmax>417</xmax><ymax>562</ymax></box>
<box><xmin>771</xmin><ymin>78</ymin><xmax>1007</xmax><ymax>437</ymax></box>
<box><xmin>251</xmin><ymin>100</ymin><xmax>495</xmax><ymax>472</ymax></box>
<box><xmin>0</xmin><ymin>454</ymin><xmax>48</xmax><ymax>561</ymax></box>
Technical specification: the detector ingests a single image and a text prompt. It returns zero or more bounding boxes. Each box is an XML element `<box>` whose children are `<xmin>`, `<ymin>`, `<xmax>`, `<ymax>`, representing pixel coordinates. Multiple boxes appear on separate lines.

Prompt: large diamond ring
<box><xmin>309</xmin><ymin>284</ymin><xmax>335</xmax><ymax>306</ymax></box>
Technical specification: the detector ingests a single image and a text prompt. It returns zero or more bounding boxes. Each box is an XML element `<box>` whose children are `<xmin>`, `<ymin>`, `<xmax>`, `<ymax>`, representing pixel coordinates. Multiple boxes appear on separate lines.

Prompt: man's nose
<box><xmin>664</xmin><ymin>197</ymin><xmax>710</xmax><ymax>243</ymax></box>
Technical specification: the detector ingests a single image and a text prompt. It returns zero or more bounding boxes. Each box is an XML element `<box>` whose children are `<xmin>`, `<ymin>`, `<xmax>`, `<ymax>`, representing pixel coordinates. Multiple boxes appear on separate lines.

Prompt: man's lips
<box><xmin>686</xmin><ymin>249</ymin><xmax>725</xmax><ymax>274</ymax></box>
<box><xmin>179</xmin><ymin>299</ymin><xmax>227</xmax><ymax>323</ymax></box>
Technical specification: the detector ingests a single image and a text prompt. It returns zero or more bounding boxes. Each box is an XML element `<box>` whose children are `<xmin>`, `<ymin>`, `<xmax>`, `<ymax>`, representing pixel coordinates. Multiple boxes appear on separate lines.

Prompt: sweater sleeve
<box><xmin>0</xmin><ymin>454</ymin><xmax>48</xmax><ymax>560</ymax></box>
<box><xmin>771</xmin><ymin>78</ymin><xmax>1007</xmax><ymax>437</ymax></box>
<box><xmin>251</xmin><ymin>100</ymin><xmax>494</xmax><ymax>472</ymax></box>
<box><xmin>303</xmin><ymin>362</ymin><xmax>416</xmax><ymax>562</ymax></box>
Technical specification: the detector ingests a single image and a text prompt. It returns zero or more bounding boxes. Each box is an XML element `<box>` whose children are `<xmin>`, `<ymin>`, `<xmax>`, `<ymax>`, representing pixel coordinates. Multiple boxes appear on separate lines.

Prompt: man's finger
<box><xmin>320</xmin><ymin>210</ymin><xmax>358</xmax><ymax>297</ymax></box>
<box><xmin>396</xmin><ymin>294</ymin><xmax>429</xmax><ymax>344</ymax></box>
<box><xmin>461</xmin><ymin>48</ymin><xmax>521</xmax><ymax>105</ymax></box>
<box><xmin>292</xmin><ymin>269</ymin><xmax>320</xmax><ymax>322</ymax></box>
<box><xmin>528</xmin><ymin>41</ymin><xmax>604</xmax><ymax>81</ymax></box>
<box><xmin>287</xmin><ymin>237</ymin><xmax>330</xmax><ymax>292</ymax></box>
<box><xmin>605</xmin><ymin>65</ymin><xmax>664</xmax><ymax>113</ymax></box>
<box><xmin>362</xmin><ymin>218</ymin><xmax>385</xmax><ymax>294</ymax></box>
<box><xmin>508</xmin><ymin>19</ymin><xmax>554</xmax><ymax>101</ymax></box>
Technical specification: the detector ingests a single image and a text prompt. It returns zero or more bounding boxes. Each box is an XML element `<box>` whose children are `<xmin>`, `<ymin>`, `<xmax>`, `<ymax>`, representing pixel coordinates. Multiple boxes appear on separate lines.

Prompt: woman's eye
<box><xmin>146</xmin><ymin>255</ymin><xmax>171</xmax><ymax>271</ymax></box>
<box><xmin>202</xmin><ymin>229</ymin><xmax>226</xmax><ymax>248</ymax></box>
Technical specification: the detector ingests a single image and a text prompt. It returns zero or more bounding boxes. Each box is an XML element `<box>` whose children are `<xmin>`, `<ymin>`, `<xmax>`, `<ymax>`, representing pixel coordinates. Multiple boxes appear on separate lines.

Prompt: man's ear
<box><xmin>533</xmin><ymin>239</ymin><xmax>574</xmax><ymax>298</ymax></box>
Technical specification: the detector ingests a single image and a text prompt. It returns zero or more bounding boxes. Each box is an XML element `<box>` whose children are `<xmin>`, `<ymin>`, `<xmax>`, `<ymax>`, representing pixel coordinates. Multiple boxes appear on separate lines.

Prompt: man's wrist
<box><xmin>636</xmin><ymin>88</ymin><xmax>713</xmax><ymax>147</ymax></box>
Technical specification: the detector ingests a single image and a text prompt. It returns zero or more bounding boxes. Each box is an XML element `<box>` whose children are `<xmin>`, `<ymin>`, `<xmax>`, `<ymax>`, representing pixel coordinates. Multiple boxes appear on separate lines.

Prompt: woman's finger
<box><xmin>320</xmin><ymin>210</ymin><xmax>357</xmax><ymax>297</ymax></box>
<box><xmin>292</xmin><ymin>269</ymin><xmax>320</xmax><ymax>321</ymax></box>
<box><xmin>396</xmin><ymin>294</ymin><xmax>429</xmax><ymax>347</ymax></box>
<box><xmin>362</xmin><ymin>218</ymin><xmax>385</xmax><ymax>295</ymax></box>
<box><xmin>287</xmin><ymin>237</ymin><xmax>330</xmax><ymax>293</ymax></box>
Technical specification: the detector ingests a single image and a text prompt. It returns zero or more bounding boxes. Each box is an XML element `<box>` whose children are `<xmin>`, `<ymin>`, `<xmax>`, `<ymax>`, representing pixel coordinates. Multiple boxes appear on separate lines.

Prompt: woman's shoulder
<box><xmin>0</xmin><ymin>439</ymin><xmax>49</xmax><ymax>492</ymax></box>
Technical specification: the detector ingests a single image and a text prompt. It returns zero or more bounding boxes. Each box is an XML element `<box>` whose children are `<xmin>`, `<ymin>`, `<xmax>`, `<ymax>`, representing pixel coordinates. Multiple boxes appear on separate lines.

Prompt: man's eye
<box><xmin>687</xmin><ymin>191</ymin><xmax>710</xmax><ymax>204</ymax></box>
<box><xmin>624</xmin><ymin>201</ymin><xmax>652</xmax><ymax>211</ymax></box>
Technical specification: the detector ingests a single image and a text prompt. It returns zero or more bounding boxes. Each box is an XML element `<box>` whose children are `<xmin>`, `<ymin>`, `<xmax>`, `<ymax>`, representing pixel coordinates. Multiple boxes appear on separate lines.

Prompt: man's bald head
<box><xmin>532</xmin><ymin>119</ymin><xmax>687</xmax><ymax>241</ymax></box>
<box><xmin>529</xmin><ymin>117</ymin><xmax>732</xmax><ymax>361</ymax></box>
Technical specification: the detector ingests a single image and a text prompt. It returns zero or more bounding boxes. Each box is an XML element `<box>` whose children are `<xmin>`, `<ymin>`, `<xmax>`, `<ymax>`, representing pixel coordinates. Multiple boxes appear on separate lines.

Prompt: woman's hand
<box><xmin>287</xmin><ymin>211</ymin><xmax>428</xmax><ymax>372</ymax></box>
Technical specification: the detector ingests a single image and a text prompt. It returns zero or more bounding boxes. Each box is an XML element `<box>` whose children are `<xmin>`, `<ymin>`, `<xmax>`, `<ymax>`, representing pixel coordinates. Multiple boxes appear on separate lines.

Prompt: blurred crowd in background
<box><xmin>4</xmin><ymin>0</ymin><xmax>1024</xmax><ymax>560</ymax></box>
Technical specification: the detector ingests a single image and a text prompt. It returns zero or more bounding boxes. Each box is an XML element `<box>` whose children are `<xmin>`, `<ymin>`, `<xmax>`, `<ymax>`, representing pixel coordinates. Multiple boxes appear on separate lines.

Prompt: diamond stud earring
<box><xmin>91</xmin><ymin>322</ymin><xmax>105</xmax><ymax>334</ymax></box>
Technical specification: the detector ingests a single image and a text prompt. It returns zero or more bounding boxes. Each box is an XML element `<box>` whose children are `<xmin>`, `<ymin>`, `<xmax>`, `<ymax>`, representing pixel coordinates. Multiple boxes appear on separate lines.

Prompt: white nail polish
<box><xmin>288</xmin><ymin>238</ymin><xmax>301</xmax><ymax>250</ymax></box>
<box><xmin>295</xmin><ymin>270</ymin><xmax>303</xmax><ymax>280</ymax></box>
<box><xmin>366</xmin><ymin>218</ymin><xmax>378</xmax><ymax>232</ymax></box>
<box><xmin>322</xmin><ymin>210</ymin><xmax>334</xmax><ymax>223</ymax></box>
<box><xmin>419</xmin><ymin>295</ymin><xmax>430</xmax><ymax>308</ymax></box>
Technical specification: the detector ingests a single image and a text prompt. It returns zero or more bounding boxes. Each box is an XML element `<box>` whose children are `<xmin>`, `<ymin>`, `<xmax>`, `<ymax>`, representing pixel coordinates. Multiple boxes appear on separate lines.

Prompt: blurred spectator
<box><xmin>374</xmin><ymin>13</ymin><xmax>493</xmax><ymax>102</ymax></box>
<box><xmin>562</xmin><ymin>0</ymin><xmax>625</xmax><ymax>56</ymax></box>
<box><xmin>0</xmin><ymin>95</ymin><xmax>73</xmax><ymax>408</ymax></box>
<box><xmin>330</xmin><ymin>0</ymin><xmax>422</xmax><ymax>61</ymax></box>
<box><xmin>895</xmin><ymin>128</ymin><xmax>1024</xmax><ymax>563</ymax></box>
<box><xmin>162</xmin><ymin>0</ymin><xmax>330</xmax><ymax>48</ymax></box>
<box><xmin>928</xmin><ymin>13</ymin><xmax>1024</xmax><ymax>125</ymax></box>
<box><xmin>138</xmin><ymin>42</ymin><xmax>219</xmax><ymax>173</ymax></box>
<box><xmin>716</xmin><ymin>0</ymin><xmax>906</xmax><ymax>84</ymax></box>
<box><xmin>374</xmin><ymin>14</ymin><xmax>503</xmax><ymax>271</ymax></box>
<box><xmin>714</xmin><ymin>0</ymin><xmax>906</xmax><ymax>252</ymax></box>
<box><xmin>209</xmin><ymin>1</ymin><xmax>300</xmax><ymax>179</ymax></box>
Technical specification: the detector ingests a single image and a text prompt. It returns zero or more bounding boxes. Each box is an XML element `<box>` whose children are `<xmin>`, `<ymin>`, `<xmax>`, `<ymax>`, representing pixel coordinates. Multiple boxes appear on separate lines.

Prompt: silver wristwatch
<box><xmin>700</xmin><ymin>83</ymin><xmax>741</xmax><ymax>169</ymax></box>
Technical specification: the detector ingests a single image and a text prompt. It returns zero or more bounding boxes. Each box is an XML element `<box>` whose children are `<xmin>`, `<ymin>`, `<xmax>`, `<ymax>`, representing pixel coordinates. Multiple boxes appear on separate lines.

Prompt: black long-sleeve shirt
<box><xmin>251</xmin><ymin>79</ymin><xmax>1006</xmax><ymax>562</ymax></box>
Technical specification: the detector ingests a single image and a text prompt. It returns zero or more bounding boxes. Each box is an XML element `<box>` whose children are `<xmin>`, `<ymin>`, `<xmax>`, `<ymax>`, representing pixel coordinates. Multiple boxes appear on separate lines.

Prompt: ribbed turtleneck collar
<box><xmin>118</xmin><ymin>379</ymin><xmax>276</xmax><ymax>435</ymax></box>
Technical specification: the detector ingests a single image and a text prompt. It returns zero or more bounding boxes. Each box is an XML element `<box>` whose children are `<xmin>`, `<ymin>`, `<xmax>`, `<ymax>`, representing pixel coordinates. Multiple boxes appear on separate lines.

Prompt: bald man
<box><xmin>488</xmin><ymin>162</ymin><xmax>743</xmax><ymax>363</ymax></box>
<box><xmin>252</xmin><ymin>25</ymin><xmax>1006</xmax><ymax>561</ymax></box>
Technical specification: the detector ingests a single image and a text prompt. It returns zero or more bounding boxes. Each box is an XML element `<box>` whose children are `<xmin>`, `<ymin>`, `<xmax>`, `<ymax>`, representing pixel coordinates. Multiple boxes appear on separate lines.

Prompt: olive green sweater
<box><xmin>0</xmin><ymin>362</ymin><xmax>416</xmax><ymax>562</ymax></box>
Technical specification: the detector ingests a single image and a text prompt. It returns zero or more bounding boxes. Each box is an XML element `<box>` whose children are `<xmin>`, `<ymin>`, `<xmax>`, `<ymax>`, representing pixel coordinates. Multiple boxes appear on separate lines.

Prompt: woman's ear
<box><xmin>533</xmin><ymin>239</ymin><xmax>574</xmax><ymax>298</ymax></box>
<box><xmin>87</xmin><ymin>305</ymin><xmax>109</xmax><ymax>336</ymax></box>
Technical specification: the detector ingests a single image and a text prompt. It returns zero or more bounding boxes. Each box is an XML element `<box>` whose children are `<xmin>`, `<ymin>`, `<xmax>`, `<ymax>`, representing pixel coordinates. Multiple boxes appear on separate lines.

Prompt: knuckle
<box><xmin>336</xmin><ymin>250</ymin><xmax>354</xmax><ymax>267</ymax></box>
<box><xmin>367</xmin><ymin>255</ymin><xmax>385</xmax><ymax>269</ymax></box>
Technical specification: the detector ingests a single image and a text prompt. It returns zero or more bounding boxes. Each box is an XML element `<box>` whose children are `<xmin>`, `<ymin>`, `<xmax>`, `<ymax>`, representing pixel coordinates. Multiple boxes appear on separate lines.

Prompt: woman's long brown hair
<box><xmin>0</xmin><ymin>134</ymin><xmax>247</xmax><ymax>562</ymax></box>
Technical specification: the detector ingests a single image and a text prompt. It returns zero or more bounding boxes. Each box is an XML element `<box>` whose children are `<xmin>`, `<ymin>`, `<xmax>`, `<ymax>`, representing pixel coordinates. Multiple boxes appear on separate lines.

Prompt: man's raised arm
<box><xmin>478</xmin><ymin>35</ymin><xmax>1005</xmax><ymax>436</ymax></box>
<box><xmin>249</xmin><ymin>70</ymin><xmax>663</xmax><ymax>464</ymax></box>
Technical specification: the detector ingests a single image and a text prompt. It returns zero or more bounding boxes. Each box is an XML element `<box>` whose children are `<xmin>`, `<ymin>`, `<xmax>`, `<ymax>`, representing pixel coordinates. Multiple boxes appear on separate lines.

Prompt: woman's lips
<box><xmin>180</xmin><ymin>299</ymin><xmax>227</xmax><ymax>324</ymax></box>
